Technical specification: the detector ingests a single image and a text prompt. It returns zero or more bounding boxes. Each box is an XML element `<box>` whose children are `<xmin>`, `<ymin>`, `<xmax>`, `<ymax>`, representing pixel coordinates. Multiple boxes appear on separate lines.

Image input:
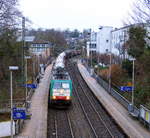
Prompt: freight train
<box><xmin>49</xmin><ymin>50</ymin><xmax>80</xmax><ymax>108</ymax></box>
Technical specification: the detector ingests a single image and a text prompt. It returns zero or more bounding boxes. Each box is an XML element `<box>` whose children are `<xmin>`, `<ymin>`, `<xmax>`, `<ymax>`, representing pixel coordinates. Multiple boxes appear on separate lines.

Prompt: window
<box><xmin>53</xmin><ymin>82</ymin><xmax>61</xmax><ymax>89</ymax></box>
<box><xmin>62</xmin><ymin>83</ymin><xmax>70</xmax><ymax>89</ymax></box>
<box><xmin>53</xmin><ymin>82</ymin><xmax>70</xmax><ymax>89</ymax></box>
<box><xmin>89</xmin><ymin>44</ymin><xmax>96</xmax><ymax>48</ymax></box>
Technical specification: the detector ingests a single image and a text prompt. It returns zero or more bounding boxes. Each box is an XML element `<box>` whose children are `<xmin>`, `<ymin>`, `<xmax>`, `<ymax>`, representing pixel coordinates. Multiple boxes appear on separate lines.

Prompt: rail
<box><xmin>80</xmin><ymin>59</ymin><xmax>150</xmax><ymax>130</ymax></box>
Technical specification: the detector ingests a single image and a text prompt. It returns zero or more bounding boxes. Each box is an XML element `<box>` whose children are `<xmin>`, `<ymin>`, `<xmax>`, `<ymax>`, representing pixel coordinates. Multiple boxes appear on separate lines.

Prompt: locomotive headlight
<box><xmin>66</xmin><ymin>96</ymin><xmax>70</xmax><ymax>100</ymax></box>
<box><xmin>53</xmin><ymin>96</ymin><xmax>56</xmax><ymax>99</ymax></box>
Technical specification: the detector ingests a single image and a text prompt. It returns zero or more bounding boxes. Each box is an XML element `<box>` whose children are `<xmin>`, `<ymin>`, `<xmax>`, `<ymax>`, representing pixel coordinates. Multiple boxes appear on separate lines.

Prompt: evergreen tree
<box><xmin>127</xmin><ymin>26</ymin><xmax>147</xmax><ymax>58</ymax></box>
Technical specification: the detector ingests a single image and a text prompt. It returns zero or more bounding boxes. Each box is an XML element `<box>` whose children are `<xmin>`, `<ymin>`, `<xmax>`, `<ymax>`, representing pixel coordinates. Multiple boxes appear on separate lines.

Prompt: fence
<box><xmin>81</xmin><ymin>59</ymin><xmax>150</xmax><ymax>129</ymax></box>
<box><xmin>0</xmin><ymin>100</ymin><xmax>25</xmax><ymax>113</ymax></box>
<box><xmin>0</xmin><ymin>88</ymin><xmax>34</xmax><ymax>134</ymax></box>
<box><xmin>91</xmin><ymin>70</ymin><xmax>131</xmax><ymax>109</ymax></box>
<box><xmin>15</xmin><ymin>87</ymin><xmax>35</xmax><ymax>134</ymax></box>
<box><xmin>15</xmin><ymin>74</ymin><xmax>41</xmax><ymax>135</ymax></box>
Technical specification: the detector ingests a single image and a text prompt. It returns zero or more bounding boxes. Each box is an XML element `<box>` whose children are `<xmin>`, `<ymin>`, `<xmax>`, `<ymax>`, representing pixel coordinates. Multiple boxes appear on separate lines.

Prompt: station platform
<box><xmin>16</xmin><ymin>64</ymin><xmax>52</xmax><ymax>138</ymax></box>
<box><xmin>77</xmin><ymin>62</ymin><xmax>150</xmax><ymax>138</ymax></box>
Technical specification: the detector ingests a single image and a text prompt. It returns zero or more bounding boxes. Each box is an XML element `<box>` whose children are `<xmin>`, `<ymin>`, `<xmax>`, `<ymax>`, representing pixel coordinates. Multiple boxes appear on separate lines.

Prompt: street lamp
<box><xmin>130</xmin><ymin>58</ymin><xmax>136</xmax><ymax>106</ymax></box>
<box><xmin>90</xmin><ymin>49</ymin><xmax>92</xmax><ymax>68</ymax></box>
<box><xmin>9</xmin><ymin>66</ymin><xmax>19</xmax><ymax>138</ymax></box>
<box><xmin>108</xmin><ymin>32</ymin><xmax>112</xmax><ymax>93</ymax></box>
<box><xmin>25</xmin><ymin>56</ymin><xmax>31</xmax><ymax>103</ymax></box>
<box><xmin>108</xmin><ymin>51</ymin><xmax>112</xmax><ymax>92</ymax></box>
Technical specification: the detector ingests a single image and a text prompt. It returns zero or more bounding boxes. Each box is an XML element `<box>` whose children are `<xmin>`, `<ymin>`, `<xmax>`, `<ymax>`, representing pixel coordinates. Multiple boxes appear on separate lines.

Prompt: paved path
<box><xmin>78</xmin><ymin>62</ymin><xmax>150</xmax><ymax>138</ymax></box>
<box><xmin>16</xmin><ymin>65</ymin><xmax>52</xmax><ymax>138</ymax></box>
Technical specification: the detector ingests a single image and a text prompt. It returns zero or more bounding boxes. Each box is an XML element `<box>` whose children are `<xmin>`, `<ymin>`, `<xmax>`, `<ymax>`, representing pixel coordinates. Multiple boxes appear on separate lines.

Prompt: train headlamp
<box><xmin>53</xmin><ymin>96</ymin><xmax>56</xmax><ymax>99</ymax></box>
<box><xmin>66</xmin><ymin>96</ymin><xmax>70</xmax><ymax>100</ymax></box>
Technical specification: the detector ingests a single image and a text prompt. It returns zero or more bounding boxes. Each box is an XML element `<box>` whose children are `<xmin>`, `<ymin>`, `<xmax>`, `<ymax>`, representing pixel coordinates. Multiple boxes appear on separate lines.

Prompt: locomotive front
<box><xmin>49</xmin><ymin>51</ymin><xmax>72</xmax><ymax>108</ymax></box>
<box><xmin>50</xmin><ymin>79</ymin><xmax>72</xmax><ymax>106</ymax></box>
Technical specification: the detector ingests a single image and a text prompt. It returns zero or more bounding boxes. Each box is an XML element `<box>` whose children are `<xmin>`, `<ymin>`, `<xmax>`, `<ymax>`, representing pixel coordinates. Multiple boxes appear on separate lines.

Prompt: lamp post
<box><xmin>108</xmin><ymin>51</ymin><xmax>112</xmax><ymax>92</ymax></box>
<box><xmin>9</xmin><ymin>66</ymin><xmax>19</xmax><ymax>138</ymax></box>
<box><xmin>89</xmin><ymin>29</ymin><xmax>92</xmax><ymax>68</ymax></box>
<box><xmin>108</xmin><ymin>32</ymin><xmax>112</xmax><ymax>93</ymax></box>
<box><xmin>25</xmin><ymin>56</ymin><xmax>31</xmax><ymax>104</ymax></box>
<box><xmin>131</xmin><ymin>58</ymin><xmax>135</xmax><ymax>106</ymax></box>
<box><xmin>90</xmin><ymin>49</ymin><xmax>92</xmax><ymax>68</ymax></box>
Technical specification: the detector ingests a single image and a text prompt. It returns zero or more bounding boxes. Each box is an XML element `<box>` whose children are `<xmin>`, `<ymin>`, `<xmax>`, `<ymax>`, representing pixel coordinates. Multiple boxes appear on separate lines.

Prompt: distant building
<box><xmin>30</xmin><ymin>41</ymin><xmax>52</xmax><ymax>55</ymax></box>
<box><xmin>97</xmin><ymin>26</ymin><xmax>113</xmax><ymax>54</ymax></box>
<box><xmin>111</xmin><ymin>23</ymin><xmax>150</xmax><ymax>59</ymax></box>
<box><xmin>17</xmin><ymin>36</ymin><xmax>35</xmax><ymax>42</ymax></box>
<box><xmin>86</xmin><ymin>23</ymin><xmax>150</xmax><ymax>60</ymax></box>
<box><xmin>111</xmin><ymin>26</ymin><xmax>129</xmax><ymax>59</ymax></box>
<box><xmin>86</xmin><ymin>26</ymin><xmax>113</xmax><ymax>57</ymax></box>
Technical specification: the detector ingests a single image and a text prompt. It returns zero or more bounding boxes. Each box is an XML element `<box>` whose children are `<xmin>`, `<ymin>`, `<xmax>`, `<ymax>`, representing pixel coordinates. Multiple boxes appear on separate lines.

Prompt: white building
<box><xmin>86</xmin><ymin>26</ymin><xmax>113</xmax><ymax>57</ymax></box>
<box><xmin>111</xmin><ymin>26</ymin><xmax>129</xmax><ymax>59</ymax></box>
<box><xmin>111</xmin><ymin>23</ymin><xmax>150</xmax><ymax>59</ymax></box>
<box><xmin>86</xmin><ymin>23</ymin><xmax>150</xmax><ymax>60</ymax></box>
<box><xmin>86</xmin><ymin>31</ymin><xmax>97</xmax><ymax>57</ymax></box>
<box><xmin>97</xmin><ymin>26</ymin><xmax>113</xmax><ymax>54</ymax></box>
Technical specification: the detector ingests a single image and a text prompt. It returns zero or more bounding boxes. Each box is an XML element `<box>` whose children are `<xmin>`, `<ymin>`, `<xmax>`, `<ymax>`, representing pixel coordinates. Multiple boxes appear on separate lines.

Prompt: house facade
<box><xmin>111</xmin><ymin>26</ymin><xmax>129</xmax><ymax>59</ymax></box>
<box><xmin>30</xmin><ymin>41</ymin><xmax>52</xmax><ymax>56</ymax></box>
<box><xmin>86</xmin><ymin>26</ymin><xmax>113</xmax><ymax>57</ymax></box>
<box><xmin>86</xmin><ymin>23</ymin><xmax>150</xmax><ymax>60</ymax></box>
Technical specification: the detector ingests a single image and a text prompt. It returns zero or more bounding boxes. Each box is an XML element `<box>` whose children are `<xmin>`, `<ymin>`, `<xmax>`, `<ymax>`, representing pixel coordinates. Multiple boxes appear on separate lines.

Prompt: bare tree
<box><xmin>127</xmin><ymin>0</ymin><xmax>150</xmax><ymax>24</ymax></box>
<box><xmin>0</xmin><ymin>0</ymin><xmax>22</xmax><ymax>29</ymax></box>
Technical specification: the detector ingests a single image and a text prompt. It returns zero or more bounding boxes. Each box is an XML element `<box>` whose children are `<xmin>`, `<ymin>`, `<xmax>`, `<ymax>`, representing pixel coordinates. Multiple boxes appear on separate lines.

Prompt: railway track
<box><xmin>67</xmin><ymin>61</ymin><xmax>127</xmax><ymax>138</ymax></box>
<box><xmin>47</xmin><ymin>59</ymin><xmax>127</xmax><ymax>138</ymax></box>
<box><xmin>47</xmin><ymin>108</ymin><xmax>74</xmax><ymax>138</ymax></box>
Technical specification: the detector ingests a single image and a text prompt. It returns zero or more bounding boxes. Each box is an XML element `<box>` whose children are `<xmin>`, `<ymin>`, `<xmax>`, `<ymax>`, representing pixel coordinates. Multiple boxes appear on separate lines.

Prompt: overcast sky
<box><xmin>19</xmin><ymin>0</ymin><xmax>134</xmax><ymax>31</ymax></box>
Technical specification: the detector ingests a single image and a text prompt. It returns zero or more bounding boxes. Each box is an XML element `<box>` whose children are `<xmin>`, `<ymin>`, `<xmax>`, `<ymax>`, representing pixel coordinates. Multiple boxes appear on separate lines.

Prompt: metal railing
<box><xmin>0</xmin><ymin>100</ymin><xmax>25</xmax><ymax>113</ymax></box>
<box><xmin>80</xmin><ymin>59</ymin><xmax>150</xmax><ymax>129</ymax></box>
<box><xmin>15</xmin><ymin>75</ymin><xmax>40</xmax><ymax>135</ymax></box>
<box><xmin>15</xmin><ymin>87</ymin><xmax>35</xmax><ymax>134</ymax></box>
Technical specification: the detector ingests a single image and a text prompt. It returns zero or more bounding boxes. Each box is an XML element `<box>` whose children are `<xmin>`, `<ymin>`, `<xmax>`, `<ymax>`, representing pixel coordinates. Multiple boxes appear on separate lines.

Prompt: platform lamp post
<box><xmin>90</xmin><ymin>47</ymin><xmax>92</xmax><ymax>68</ymax></box>
<box><xmin>108</xmin><ymin>32</ymin><xmax>112</xmax><ymax>93</ymax></box>
<box><xmin>130</xmin><ymin>57</ymin><xmax>136</xmax><ymax>106</ymax></box>
<box><xmin>9</xmin><ymin>66</ymin><xmax>19</xmax><ymax>138</ymax></box>
<box><xmin>25</xmin><ymin>56</ymin><xmax>31</xmax><ymax>105</ymax></box>
<box><xmin>108</xmin><ymin>51</ymin><xmax>112</xmax><ymax>93</ymax></box>
<box><xmin>106</xmin><ymin>50</ymin><xmax>112</xmax><ymax>93</ymax></box>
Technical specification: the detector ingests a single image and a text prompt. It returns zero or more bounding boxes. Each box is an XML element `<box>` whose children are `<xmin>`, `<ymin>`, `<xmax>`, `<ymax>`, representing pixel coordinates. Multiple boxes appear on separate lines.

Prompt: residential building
<box><xmin>97</xmin><ymin>26</ymin><xmax>113</xmax><ymax>54</ymax></box>
<box><xmin>111</xmin><ymin>26</ymin><xmax>129</xmax><ymax>59</ymax></box>
<box><xmin>86</xmin><ymin>26</ymin><xmax>113</xmax><ymax>57</ymax></box>
<box><xmin>86</xmin><ymin>23</ymin><xmax>150</xmax><ymax>60</ymax></box>
<box><xmin>30</xmin><ymin>41</ymin><xmax>52</xmax><ymax>56</ymax></box>
<box><xmin>17</xmin><ymin>36</ymin><xmax>35</xmax><ymax>43</ymax></box>
<box><xmin>111</xmin><ymin>23</ymin><xmax>150</xmax><ymax>59</ymax></box>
